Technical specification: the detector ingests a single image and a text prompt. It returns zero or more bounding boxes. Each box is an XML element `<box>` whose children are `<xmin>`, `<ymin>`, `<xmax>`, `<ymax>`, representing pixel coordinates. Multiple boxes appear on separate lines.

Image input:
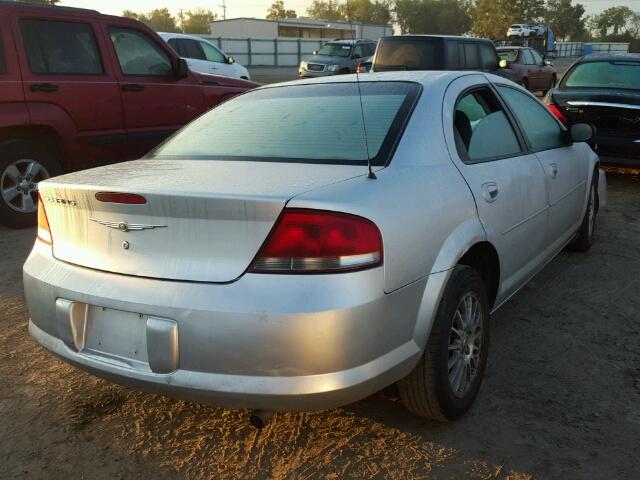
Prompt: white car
<box><xmin>507</xmin><ymin>24</ymin><xmax>536</xmax><ymax>38</ymax></box>
<box><xmin>159</xmin><ymin>32</ymin><xmax>251</xmax><ymax>80</ymax></box>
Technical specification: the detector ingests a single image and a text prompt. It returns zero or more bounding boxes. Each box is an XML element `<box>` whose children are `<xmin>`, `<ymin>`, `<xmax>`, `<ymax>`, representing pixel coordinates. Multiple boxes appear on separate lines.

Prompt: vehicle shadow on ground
<box><xmin>2</xmin><ymin>172</ymin><xmax>639</xmax><ymax>480</ymax></box>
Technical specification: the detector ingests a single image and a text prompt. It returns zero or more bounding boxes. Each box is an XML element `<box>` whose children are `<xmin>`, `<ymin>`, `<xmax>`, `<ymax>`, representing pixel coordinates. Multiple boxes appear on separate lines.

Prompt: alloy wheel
<box><xmin>448</xmin><ymin>292</ymin><xmax>484</xmax><ymax>398</ymax></box>
<box><xmin>1</xmin><ymin>159</ymin><xmax>50</xmax><ymax>213</ymax></box>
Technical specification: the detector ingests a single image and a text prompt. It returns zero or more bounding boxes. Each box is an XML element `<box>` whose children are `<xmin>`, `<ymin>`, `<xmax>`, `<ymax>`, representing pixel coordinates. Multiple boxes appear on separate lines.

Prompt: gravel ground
<box><xmin>1</xmin><ymin>169</ymin><xmax>638</xmax><ymax>480</ymax></box>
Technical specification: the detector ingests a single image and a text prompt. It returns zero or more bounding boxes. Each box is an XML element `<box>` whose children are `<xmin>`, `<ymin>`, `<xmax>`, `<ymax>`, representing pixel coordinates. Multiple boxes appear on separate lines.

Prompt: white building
<box><xmin>209</xmin><ymin>17</ymin><xmax>393</xmax><ymax>40</ymax></box>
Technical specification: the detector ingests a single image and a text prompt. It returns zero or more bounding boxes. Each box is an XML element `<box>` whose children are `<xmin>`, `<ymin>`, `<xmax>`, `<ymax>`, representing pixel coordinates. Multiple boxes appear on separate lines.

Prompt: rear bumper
<box><xmin>24</xmin><ymin>242</ymin><xmax>439</xmax><ymax>411</ymax></box>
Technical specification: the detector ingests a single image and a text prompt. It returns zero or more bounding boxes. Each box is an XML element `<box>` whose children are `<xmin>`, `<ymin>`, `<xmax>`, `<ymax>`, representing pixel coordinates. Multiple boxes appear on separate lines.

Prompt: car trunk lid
<box><xmin>552</xmin><ymin>89</ymin><xmax>640</xmax><ymax>158</ymax></box>
<box><xmin>40</xmin><ymin>159</ymin><xmax>369</xmax><ymax>282</ymax></box>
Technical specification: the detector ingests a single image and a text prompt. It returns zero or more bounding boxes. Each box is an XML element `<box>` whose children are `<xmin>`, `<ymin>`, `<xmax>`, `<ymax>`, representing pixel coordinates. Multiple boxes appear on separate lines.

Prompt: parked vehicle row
<box><xmin>0</xmin><ymin>1</ymin><xmax>258</xmax><ymax>227</ymax></box>
<box><xmin>507</xmin><ymin>23</ymin><xmax>547</xmax><ymax>38</ymax></box>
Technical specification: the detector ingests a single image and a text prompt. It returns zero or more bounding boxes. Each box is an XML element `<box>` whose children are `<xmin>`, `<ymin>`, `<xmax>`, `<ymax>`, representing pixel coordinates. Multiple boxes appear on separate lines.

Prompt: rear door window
<box><xmin>20</xmin><ymin>19</ymin><xmax>103</xmax><ymax>75</ymax></box>
<box><xmin>180</xmin><ymin>39</ymin><xmax>205</xmax><ymax>60</ymax></box>
<box><xmin>454</xmin><ymin>88</ymin><xmax>522</xmax><ymax>162</ymax></box>
<box><xmin>498</xmin><ymin>86</ymin><xmax>564</xmax><ymax>151</ymax></box>
<box><xmin>521</xmin><ymin>49</ymin><xmax>535</xmax><ymax>65</ymax></box>
<box><xmin>530</xmin><ymin>49</ymin><xmax>544</xmax><ymax>65</ymax></box>
<box><xmin>374</xmin><ymin>37</ymin><xmax>443</xmax><ymax>71</ymax></box>
<box><xmin>109</xmin><ymin>27</ymin><xmax>173</xmax><ymax>77</ymax></box>
<box><xmin>479</xmin><ymin>44</ymin><xmax>497</xmax><ymax>70</ymax></box>
<box><xmin>464</xmin><ymin>43</ymin><xmax>480</xmax><ymax>69</ymax></box>
<box><xmin>167</xmin><ymin>38</ymin><xmax>184</xmax><ymax>56</ymax></box>
<box><xmin>150</xmin><ymin>81</ymin><xmax>422</xmax><ymax>166</ymax></box>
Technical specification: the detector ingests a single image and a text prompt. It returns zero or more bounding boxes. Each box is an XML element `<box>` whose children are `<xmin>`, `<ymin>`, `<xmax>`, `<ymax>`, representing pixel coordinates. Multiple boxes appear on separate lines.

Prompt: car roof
<box><xmin>0</xmin><ymin>0</ymin><xmax>98</xmax><ymax>14</ymax></box>
<box><xmin>381</xmin><ymin>35</ymin><xmax>492</xmax><ymax>43</ymax></box>
<box><xmin>159</xmin><ymin>32</ymin><xmax>208</xmax><ymax>41</ymax></box>
<box><xmin>579</xmin><ymin>53</ymin><xmax>640</xmax><ymax>63</ymax></box>
<box><xmin>324</xmin><ymin>39</ymin><xmax>374</xmax><ymax>44</ymax></box>
<box><xmin>497</xmin><ymin>46</ymin><xmax>528</xmax><ymax>50</ymax></box>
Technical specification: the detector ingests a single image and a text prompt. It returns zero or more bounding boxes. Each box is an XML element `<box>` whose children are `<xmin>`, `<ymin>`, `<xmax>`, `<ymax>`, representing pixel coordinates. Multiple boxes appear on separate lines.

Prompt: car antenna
<box><xmin>345</xmin><ymin>0</ymin><xmax>376</xmax><ymax>180</ymax></box>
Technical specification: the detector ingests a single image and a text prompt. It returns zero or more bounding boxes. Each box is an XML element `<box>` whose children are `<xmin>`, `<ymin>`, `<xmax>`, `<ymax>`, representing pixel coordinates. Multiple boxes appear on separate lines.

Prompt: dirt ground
<box><xmin>1</xmin><ymin>170</ymin><xmax>638</xmax><ymax>480</ymax></box>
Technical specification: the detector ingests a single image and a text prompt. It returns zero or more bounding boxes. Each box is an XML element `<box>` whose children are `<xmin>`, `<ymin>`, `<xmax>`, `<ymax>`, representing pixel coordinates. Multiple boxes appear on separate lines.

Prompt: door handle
<box><xmin>121</xmin><ymin>84</ymin><xmax>145</xmax><ymax>92</ymax></box>
<box><xmin>30</xmin><ymin>83</ymin><xmax>58</xmax><ymax>92</ymax></box>
<box><xmin>549</xmin><ymin>163</ymin><xmax>559</xmax><ymax>178</ymax></box>
<box><xmin>481</xmin><ymin>182</ymin><xmax>500</xmax><ymax>203</ymax></box>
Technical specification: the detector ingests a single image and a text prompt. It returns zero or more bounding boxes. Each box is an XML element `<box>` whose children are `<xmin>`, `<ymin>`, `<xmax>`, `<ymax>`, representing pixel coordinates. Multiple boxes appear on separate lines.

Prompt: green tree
<box><xmin>343</xmin><ymin>0</ymin><xmax>392</xmax><ymax>24</ymax></box>
<box><xmin>307</xmin><ymin>0</ymin><xmax>345</xmax><ymax>21</ymax></box>
<box><xmin>182</xmin><ymin>8</ymin><xmax>216</xmax><ymax>34</ymax></box>
<box><xmin>545</xmin><ymin>0</ymin><xmax>586</xmax><ymax>41</ymax></box>
<box><xmin>470</xmin><ymin>0</ymin><xmax>514</xmax><ymax>38</ymax></box>
<box><xmin>511</xmin><ymin>0</ymin><xmax>545</xmax><ymax>23</ymax></box>
<box><xmin>122</xmin><ymin>9</ymin><xmax>179</xmax><ymax>32</ymax></box>
<box><xmin>589</xmin><ymin>6</ymin><xmax>637</xmax><ymax>38</ymax></box>
<box><xmin>395</xmin><ymin>0</ymin><xmax>472</xmax><ymax>35</ymax></box>
<box><xmin>266</xmin><ymin>0</ymin><xmax>297</xmax><ymax>19</ymax></box>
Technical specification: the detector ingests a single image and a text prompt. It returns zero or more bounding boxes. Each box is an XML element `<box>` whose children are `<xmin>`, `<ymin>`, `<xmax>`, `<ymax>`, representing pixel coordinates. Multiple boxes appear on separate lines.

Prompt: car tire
<box><xmin>569</xmin><ymin>178</ymin><xmax>597</xmax><ymax>252</ymax></box>
<box><xmin>0</xmin><ymin>140</ymin><xmax>62</xmax><ymax>229</ymax></box>
<box><xmin>397</xmin><ymin>265</ymin><xmax>490</xmax><ymax>421</ymax></box>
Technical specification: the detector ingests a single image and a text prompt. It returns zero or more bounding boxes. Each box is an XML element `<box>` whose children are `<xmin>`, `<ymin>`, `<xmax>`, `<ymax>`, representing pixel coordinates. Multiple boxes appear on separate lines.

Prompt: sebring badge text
<box><xmin>44</xmin><ymin>196</ymin><xmax>77</xmax><ymax>207</ymax></box>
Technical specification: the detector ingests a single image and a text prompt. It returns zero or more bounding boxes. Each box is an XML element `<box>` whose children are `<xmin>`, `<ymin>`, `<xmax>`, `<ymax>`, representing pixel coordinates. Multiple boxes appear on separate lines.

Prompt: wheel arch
<box><xmin>457</xmin><ymin>241</ymin><xmax>500</xmax><ymax>309</ymax></box>
<box><xmin>0</xmin><ymin>126</ymin><xmax>67</xmax><ymax>171</ymax></box>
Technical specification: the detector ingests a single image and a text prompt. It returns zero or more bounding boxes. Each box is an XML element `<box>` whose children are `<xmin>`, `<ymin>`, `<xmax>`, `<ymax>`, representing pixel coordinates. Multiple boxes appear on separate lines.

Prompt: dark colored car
<box><xmin>497</xmin><ymin>46</ymin><xmax>557</xmax><ymax>94</ymax></box>
<box><xmin>545</xmin><ymin>54</ymin><xmax>640</xmax><ymax>167</ymax></box>
<box><xmin>299</xmin><ymin>39</ymin><xmax>376</xmax><ymax>78</ymax></box>
<box><xmin>0</xmin><ymin>1</ymin><xmax>258</xmax><ymax>227</ymax></box>
<box><xmin>372</xmin><ymin>35</ymin><xmax>514</xmax><ymax>81</ymax></box>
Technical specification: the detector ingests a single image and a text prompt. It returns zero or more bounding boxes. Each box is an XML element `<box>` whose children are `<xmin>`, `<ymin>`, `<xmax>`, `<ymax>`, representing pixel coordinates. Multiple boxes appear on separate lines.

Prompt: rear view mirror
<box><xmin>570</xmin><ymin>123</ymin><xmax>595</xmax><ymax>142</ymax></box>
<box><xmin>499</xmin><ymin>59</ymin><xmax>508</xmax><ymax>68</ymax></box>
<box><xmin>175</xmin><ymin>58</ymin><xmax>189</xmax><ymax>79</ymax></box>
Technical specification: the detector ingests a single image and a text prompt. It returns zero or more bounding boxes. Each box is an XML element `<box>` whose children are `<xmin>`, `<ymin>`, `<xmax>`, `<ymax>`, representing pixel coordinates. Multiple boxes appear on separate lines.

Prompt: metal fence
<box><xmin>201</xmin><ymin>37</ymin><xmax>327</xmax><ymax>67</ymax></box>
<box><xmin>555</xmin><ymin>42</ymin><xmax>629</xmax><ymax>58</ymax></box>
<box><xmin>200</xmin><ymin>37</ymin><xmax>632</xmax><ymax>65</ymax></box>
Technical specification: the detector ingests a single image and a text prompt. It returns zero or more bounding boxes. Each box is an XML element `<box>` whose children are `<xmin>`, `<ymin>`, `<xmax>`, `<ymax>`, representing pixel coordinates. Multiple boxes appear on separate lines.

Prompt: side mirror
<box><xmin>570</xmin><ymin>123</ymin><xmax>595</xmax><ymax>143</ymax></box>
<box><xmin>499</xmin><ymin>59</ymin><xmax>508</xmax><ymax>68</ymax></box>
<box><xmin>227</xmin><ymin>55</ymin><xmax>235</xmax><ymax>64</ymax></box>
<box><xmin>175</xmin><ymin>58</ymin><xmax>189</xmax><ymax>79</ymax></box>
<box><xmin>312</xmin><ymin>50</ymin><xmax>318</xmax><ymax>55</ymax></box>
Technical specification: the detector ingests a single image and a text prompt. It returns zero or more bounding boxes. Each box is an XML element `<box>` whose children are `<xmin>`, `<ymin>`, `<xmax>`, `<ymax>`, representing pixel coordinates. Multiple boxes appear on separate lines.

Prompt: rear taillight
<box><xmin>249</xmin><ymin>209</ymin><xmax>383</xmax><ymax>273</ymax></box>
<box><xmin>546</xmin><ymin>102</ymin><xmax>568</xmax><ymax>126</ymax></box>
<box><xmin>37</xmin><ymin>195</ymin><xmax>52</xmax><ymax>245</ymax></box>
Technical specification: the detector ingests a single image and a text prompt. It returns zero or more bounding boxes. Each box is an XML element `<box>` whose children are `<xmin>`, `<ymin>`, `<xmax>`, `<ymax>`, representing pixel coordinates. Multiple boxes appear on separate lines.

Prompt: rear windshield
<box><xmin>563</xmin><ymin>60</ymin><xmax>640</xmax><ymax>90</ymax></box>
<box><xmin>317</xmin><ymin>43</ymin><xmax>352</xmax><ymax>57</ymax></box>
<box><xmin>497</xmin><ymin>49</ymin><xmax>518</xmax><ymax>62</ymax></box>
<box><xmin>150</xmin><ymin>82</ymin><xmax>421</xmax><ymax>166</ymax></box>
<box><xmin>374</xmin><ymin>37</ymin><xmax>443</xmax><ymax>71</ymax></box>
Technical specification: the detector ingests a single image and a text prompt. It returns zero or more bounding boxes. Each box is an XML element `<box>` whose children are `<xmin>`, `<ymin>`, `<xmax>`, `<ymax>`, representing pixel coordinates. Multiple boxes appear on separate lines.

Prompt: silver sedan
<box><xmin>24</xmin><ymin>71</ymin><xmax>606</xmax><ymax>422</ymax></box>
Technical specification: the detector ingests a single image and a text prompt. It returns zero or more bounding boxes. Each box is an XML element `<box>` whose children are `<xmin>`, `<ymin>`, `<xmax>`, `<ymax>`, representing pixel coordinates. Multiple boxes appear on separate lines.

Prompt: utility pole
<box><xmin>219</xmin><ymin>0</ymin><xmax>227</xmax><ymax>20</ymax></box>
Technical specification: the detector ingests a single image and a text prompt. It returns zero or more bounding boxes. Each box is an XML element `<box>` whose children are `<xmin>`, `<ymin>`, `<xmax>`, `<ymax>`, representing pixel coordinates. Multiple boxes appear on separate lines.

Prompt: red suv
<box><xmin>0</xmin><ymin>2</ymin><xmax>258</xmax><ymax>227</ymax></box>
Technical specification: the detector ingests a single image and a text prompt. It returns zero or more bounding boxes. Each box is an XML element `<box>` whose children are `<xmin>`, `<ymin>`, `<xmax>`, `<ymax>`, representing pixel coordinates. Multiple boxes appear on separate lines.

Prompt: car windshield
<box><xmin>150</xmin><ymin>82</ymin><xmax>421</xmax><ymax>166</ymax></box>
<box><xmin>374</xmin><ymin>37</ymin><xmax>443</xmax><ymax>71</ymax></box>
<box><xmin>317</xmin><ymin>43</ymin><xmax>352</xmax><ymax>57</ymax></box>
<box><xmin>564</xmin><ymin>60</ymin><xmax>640</xmax><ymax>90</ymax></box>
<box><xmin>497</xmin><ymin>49</ymin><xmax>519</xmax><ymax>62</ymax></box>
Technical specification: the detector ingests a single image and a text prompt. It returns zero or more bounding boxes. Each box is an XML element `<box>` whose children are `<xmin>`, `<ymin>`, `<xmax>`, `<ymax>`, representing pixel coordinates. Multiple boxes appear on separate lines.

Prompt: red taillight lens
<box><xmin>250</xmin><ymin>209</ymin><xmax>383</xmax><ymax>273</ymax></box>
<box><xmin>95</xmin><ymin>192</ymin><xmax>146</xmax><ymax>204</ymax></box>
<box><xmin>37</xmin><ymin>195</ymin><xmax>52</xmax><ymax>245</ymax></box>
<box><xmin>546</xmin><ymin>103</ymin><xmax>568</xmax><ymax>126</ymax></box>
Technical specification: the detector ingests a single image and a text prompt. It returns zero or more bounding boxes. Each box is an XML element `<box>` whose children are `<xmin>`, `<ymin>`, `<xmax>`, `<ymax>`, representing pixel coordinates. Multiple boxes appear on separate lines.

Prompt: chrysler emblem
<box><xmin>90</xmin><ymin>218</ymin><xmax>167</xmax><ymax>232</ymax></box>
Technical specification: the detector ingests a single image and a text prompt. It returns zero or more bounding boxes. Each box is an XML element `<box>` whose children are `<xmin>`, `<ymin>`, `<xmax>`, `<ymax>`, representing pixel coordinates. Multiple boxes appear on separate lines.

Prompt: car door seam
<box><xmin>501</xmin><ymin>205</ymin><xmax>549</xmax><ymax>235</ymax></box>
<box><xmin>548</xmin><ymin>179</ymin><xmax>586</xmax><ymax>207</ymax></box>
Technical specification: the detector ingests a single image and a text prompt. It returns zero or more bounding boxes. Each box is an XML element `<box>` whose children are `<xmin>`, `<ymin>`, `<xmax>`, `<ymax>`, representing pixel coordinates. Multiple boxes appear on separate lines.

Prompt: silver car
<box><xmin>24</xmin><ymin>71</ymin><xmax>606</xmax><ymax>422</ymax></box>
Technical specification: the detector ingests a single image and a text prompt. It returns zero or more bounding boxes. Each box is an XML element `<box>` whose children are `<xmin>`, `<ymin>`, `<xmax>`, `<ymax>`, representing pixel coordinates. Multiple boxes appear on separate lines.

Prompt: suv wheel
<box><xmin>0</xmin><ymin>140</ymin><xmax>62</xmax><ymax>228</ymax></box>
<box><xmin>397</xmin><ymin>265</ymin><xmax>490</xmax><ymax>421</ymax></box>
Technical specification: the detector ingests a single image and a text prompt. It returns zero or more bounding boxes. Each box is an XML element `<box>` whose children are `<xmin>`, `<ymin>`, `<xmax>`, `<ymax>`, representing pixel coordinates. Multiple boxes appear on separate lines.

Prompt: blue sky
<box><xmin>61</xmin><ymin>0</ymin><xmax>640</xmax><ymax>18</ymax></box>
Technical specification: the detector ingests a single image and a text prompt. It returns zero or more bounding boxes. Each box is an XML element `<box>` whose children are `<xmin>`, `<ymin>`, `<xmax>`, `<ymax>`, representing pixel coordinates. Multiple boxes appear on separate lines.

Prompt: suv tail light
<box><xmin>249</xmin><ymin>209</ymin><xmax>383</xmax><ymax>273</ymax></box>
<box><xmin>37</xmin><ymin>195</ymin><xmax>52</xmax><ymax>245</ymax></box>
<box><xmin>546</xmin><ymin>102</ymin><xmax>568</xmax><ymax>126</ymax></box>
